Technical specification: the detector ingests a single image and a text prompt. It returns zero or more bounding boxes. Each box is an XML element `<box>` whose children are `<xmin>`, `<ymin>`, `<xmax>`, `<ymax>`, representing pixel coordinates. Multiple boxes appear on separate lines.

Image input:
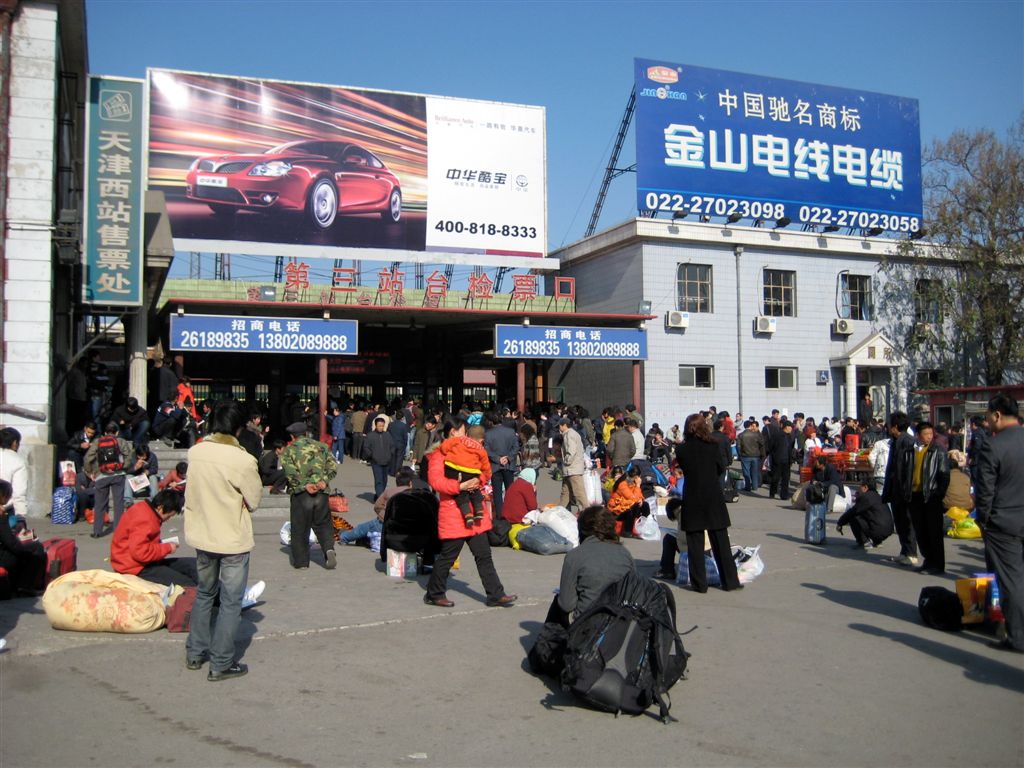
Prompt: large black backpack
<box><xmin>561</xmin><ymin>571</ymin><xmax>690</xmax><ymax>723</ymax></box>
<box><xmin>380</xmin><ymin>489</ymin><xmax>439</xmax><ymax>559</ymax></box>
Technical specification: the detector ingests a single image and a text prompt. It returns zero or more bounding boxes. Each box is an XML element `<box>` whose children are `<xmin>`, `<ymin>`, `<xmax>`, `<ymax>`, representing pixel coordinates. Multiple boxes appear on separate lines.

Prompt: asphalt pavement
<box><xmin>1</xmin><ymin>462</ymin><xmax>1021</xmax><ymax>768</ymax></box>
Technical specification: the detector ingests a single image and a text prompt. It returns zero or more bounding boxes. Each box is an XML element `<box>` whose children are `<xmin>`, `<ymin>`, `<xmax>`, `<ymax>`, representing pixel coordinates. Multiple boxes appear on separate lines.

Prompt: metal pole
<box><xmin>632</xmin><ymin>360</ymin><xmax>642</xmax><ymax>413</ymax></box>
<box><xmin>318</xmin><ymin>357</ymin><xmax>328</xmax><ymax>440</ymax></box>
<box><xmin>516</xmin><ymin>360</ymin><xmax>526</xmax><ymax>415</ymax></box>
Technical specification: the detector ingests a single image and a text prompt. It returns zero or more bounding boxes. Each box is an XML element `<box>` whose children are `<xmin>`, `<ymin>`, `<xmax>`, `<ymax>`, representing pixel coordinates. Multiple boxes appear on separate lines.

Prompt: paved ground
<box><xmin>1</xmin><ymin>462</ymin><xmax>1021</xmax><ymax>768</ymax></box>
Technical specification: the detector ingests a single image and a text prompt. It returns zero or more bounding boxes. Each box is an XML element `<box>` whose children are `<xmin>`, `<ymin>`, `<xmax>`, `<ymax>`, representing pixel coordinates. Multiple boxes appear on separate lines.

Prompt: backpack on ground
<box><xmin>918</xmin><ymin>586</ymin><xmax>963</xmax><ymax>631</ymax></box>
<box><xmin>527</xmin><ymin>621</ymin><xmax>569</xmax><ymax>678</ymax></box>
<box><xmin>723</xmin><ymin>475</ymin><xmax>739</xmax><ymax>503</ymax></box>
<box><xmin>96</xmin><ymin>435</ymin><xmax>124</xmax><ymax>474</ymax></box>
<box><xmin>561</xmin><ymin>571</ymin><xmax>689</xmax><ymax>723</ymax></box>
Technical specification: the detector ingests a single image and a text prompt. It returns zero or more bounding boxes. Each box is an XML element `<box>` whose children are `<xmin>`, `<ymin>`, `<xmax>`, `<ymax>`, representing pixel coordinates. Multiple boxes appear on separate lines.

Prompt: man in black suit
<box><xmin>975</xmin><ymin>394</ymin><xmax>1024</xmax><ymax>652</ymax></box>
<box><xmin>766</xmin><ymin>419</ymin><xmax>796</xmax><ymax>500</ymax></box>
<box><xmin>882</xmin><ymin>411</ymin><xmax>920</xmax><ymax>567</ymax></box>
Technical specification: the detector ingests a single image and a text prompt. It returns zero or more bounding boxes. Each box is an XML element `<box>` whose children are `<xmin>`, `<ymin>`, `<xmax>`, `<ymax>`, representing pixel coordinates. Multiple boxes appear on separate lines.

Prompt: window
<box><xmin>765</xmin><ymin>367</ymin><xmax>798</xmax><ymax>390</ymax></box>
<box><xmin>915</xmin><ymin>369</ymin><xmax>944</xmax><ymax>389</ymax></box>
<box><xmin>762</xmin><ymin>269</ymin><xmax>796</xmax><ymax>317</ymax></box>
<box><xmin>839</xmin><ymin>273</ymin><xmax>873</xmax><ymax>320</ymax></box>
<box><xmin>679</xmin><ymin>365</ymin><xmax>714</xmax><ymax>389</ymax></box>
<box><xmin>676</xmin><ymin>264</ymin><xmax>713</xmax><ymax>313</ymax></box>
<box><xmin>914</xmin><ymin>279</ymin><xmax>942</xmax><ymax>324</ymax></box>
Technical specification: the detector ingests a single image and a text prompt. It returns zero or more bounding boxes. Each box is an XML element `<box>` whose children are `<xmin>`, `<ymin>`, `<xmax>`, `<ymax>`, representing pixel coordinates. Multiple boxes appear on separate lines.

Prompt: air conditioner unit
<box><xmin>832</xmin><ymin>318</ymin><xmax>854</xmax><ymax>335</ymax></box>
<box><xmin>754</xmin><ymin>316</ymin><xmax>777</xmax><ymax>334</ymax></box>
<box><xmin>665</xmin><ymin>310</ymin><xmax>690</xmax><ymax>329</ymax></box>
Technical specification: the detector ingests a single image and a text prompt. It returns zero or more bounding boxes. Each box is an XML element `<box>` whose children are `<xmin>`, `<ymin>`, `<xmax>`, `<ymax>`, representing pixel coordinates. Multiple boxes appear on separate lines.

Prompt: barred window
<box><xmin>763</xmin><ymin>269</ymin><xmax>796</xmax><ymax>317</ymax></box>
<box><xmin>676</xmin><ymin>264</ymin><xmax>713</xmax><ymax>313</ymax></box>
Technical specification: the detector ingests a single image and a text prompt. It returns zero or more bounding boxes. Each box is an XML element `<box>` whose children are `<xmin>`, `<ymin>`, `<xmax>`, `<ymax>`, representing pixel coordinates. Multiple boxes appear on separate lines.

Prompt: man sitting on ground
<box><xmin>258</xmin><ymin>440</ymin><xmax>288</xmax><ymax>493</ymax></box>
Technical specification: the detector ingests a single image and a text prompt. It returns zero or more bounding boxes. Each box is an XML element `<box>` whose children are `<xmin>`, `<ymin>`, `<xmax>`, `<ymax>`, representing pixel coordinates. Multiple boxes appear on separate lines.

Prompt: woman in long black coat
<box><xmin>674</xmin><ymin>414</ymin><xmax>742</xmax><ymax>592</ymax></box>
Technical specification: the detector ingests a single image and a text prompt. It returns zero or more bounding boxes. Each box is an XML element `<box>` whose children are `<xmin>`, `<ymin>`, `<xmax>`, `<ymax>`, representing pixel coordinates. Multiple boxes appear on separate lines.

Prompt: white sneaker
<box><xmin>894</xmin><ymin>554</ymin><xmax>920</xmax><ymax>567</ymax></box>
<box><xmin>241</xmin><ymin>580</ymin><xmax>266</xmax><ymax>609</ymax></box>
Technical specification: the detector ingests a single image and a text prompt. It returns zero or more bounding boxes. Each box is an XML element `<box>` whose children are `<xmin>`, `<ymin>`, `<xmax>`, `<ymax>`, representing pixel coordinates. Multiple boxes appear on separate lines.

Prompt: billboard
<box><xmin>147</xmin><ymin>69</ymin><xmax>547</xmax><ymax>263</ymax></box>
<box><xmin>169</xmin><ymin>314</ymin><xmax>358</xmax><ymax>355</ymax></box>
<box><xmin>494</xmin><ymin>325</ymin><xmax>647</xmax><ymax>360</ymax></box>
<box><xmin>635</xmin><ymin>59</ymin><xmax>922</xmax><ymax>233</ymax></box>
<box><xmin>83</xmin><ymin>76</ymin><xmax>146</xmax><ymax>306</ymax></box>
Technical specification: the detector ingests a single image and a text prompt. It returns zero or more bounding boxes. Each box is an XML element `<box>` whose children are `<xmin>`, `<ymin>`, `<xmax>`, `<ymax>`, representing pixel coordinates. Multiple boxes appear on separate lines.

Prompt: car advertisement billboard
<box><xmin>147</xmin><ymin>69</ymin><xmax>547</xmax><ymax>263</ymax></box>
<box><xmin>635</xmin><ymin>58</ymin><xmax>922</xmax><ymax>233</ymax></box>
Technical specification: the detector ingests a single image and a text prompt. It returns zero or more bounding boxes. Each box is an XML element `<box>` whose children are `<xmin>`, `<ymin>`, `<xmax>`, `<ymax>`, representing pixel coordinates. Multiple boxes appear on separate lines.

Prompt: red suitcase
<box><xmin>41</xmin><ymin>538</ymin><xmax>78</xmax><ymax>585</ymax></box>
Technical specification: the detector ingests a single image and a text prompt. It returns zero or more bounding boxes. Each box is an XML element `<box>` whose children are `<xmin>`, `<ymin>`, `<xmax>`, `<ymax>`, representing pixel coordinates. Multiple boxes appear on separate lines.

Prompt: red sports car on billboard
<box><xmin>185</xmin><ymin>140</ymin><xmax>402</xmax><ymax>230</ymax></box>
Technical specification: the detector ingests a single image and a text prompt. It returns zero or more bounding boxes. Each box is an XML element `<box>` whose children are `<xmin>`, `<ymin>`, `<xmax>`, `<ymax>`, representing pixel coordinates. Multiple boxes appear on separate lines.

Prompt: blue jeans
<box><xmin>331</xmin><ymin>437</ymin><xmax>345</xmax><ymax>463</ymax></box>
<box><xmin>340</xmin><ymin>517</ymin><xmax>382</xmax><ymax>544</ymax></box>
<box><xmin>187</xmin><ymin>550</ymin><xmax>249</xmax><ymax>673</ymax></box>
<box><xmin>740</xmin><ymin>457</ymin><xmax>761</xmax><ymax>492</ymax></box>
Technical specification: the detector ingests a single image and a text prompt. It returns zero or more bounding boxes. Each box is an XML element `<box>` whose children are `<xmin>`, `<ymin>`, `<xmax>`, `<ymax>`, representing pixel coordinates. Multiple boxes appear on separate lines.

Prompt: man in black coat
<box><xmin>766</xmin><ymin>419</ymin><xmax>796</xmax><ymax>500</ymax></box>
<box><xmin>362</xmin><ymin>417</ymin><xmax>394</xmax><ymax>500</ymax></box>
<box><xmin>837</xmin><ymin>481</ymin><xmax>894</xmax><ymax>548</ymax></box>
<box><xmin>909</xmin><ymin>422</ymin><xmax>950</xmax><ymax>575</ymax></box>
<box><xmin>710</xmin><ymin>418</ymin><xmax>733</xmax><ymax>487</ymax></box>
<box><xmin>881</xmin><ymin>411</ymin><xmax>920</xmax><ymax>566</ymax></box>
<box><xmin>975</xmin><ymin>394</ymin><xmax>1024</xmax><ymax>652</ymax></box>
<box><xmin>484</xmin><ymin>413</ymin><xmax>520</xmax><ymax>519</ymax></box>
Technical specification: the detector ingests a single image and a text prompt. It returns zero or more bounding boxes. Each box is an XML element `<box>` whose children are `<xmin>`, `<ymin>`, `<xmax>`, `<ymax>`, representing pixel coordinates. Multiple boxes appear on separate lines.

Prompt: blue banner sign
<box><xmin>170</xmin><ymin>315</ymin><xmax>358</xmax><ymax>355</ymax></box>
<box><xmin>494</xmin><ymin>325</ymin><xmax>647</xmax><ymax>360</ymax></box>
<box><xmin>635</xmin><ymin>59</ymin><xmax>922</xmax><ymax>232</ymax></box>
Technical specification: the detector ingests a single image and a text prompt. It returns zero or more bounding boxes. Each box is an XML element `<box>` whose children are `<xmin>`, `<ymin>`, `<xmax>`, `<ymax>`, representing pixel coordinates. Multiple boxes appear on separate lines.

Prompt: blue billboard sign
<box><xmin>494</xmin><ymin>325</ymin><xmax>646</xmax><ymax>360</ymax></box>
<box><xmin>170</xmin><ymin>315</ymin><xmax>358</xmax><ymax>355</ymax></box>
<box><xmin>635</xmin><ymin>59</ymin><xmax>922</xmax><ymax>233</ymax></box>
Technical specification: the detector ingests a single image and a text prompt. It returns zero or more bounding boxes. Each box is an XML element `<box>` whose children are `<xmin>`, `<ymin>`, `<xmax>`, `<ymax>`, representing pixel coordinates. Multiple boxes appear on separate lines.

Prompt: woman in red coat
<box><xmin>424</xmin><ymin>418</ymin><xmax>517</xmax><ymax>608</ymax></box>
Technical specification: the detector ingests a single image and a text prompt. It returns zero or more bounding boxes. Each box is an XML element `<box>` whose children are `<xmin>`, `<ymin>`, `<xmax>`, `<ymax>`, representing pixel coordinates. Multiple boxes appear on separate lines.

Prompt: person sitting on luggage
<box><xmin>439</xmin><ymin>424</ymin><xmax>491</xmax><ymax>527</ymax></box>
<box><xmin>0</xmin><ymin>480</ymin><xmax>47</xmax><ymax>596</ymax></box>
<box><xmin>606</xmin><ymin>467</ymin><xmax>650</xmax><ymax>538</ymax></box>
<box><xmin>111</xmin><ymin>489</ymin><xmax>267</xmax><ymax>607</ymax></box>
<box><xmin>836</xmin><ymin>480</ymin><xmax>895</xmax><ymax>550</ymax></box>
<box><xmin>500</xmin><ymin>468</ymin><xmax>538</xmax><ymax>525</ymax></box>
<box><xmin>158</xmin><ymin>461</ymin><xmax>188</xmax><ymax>492</ymax></box>
<box><xmin>111</xmin><ymin>489</ymin><xmax>197</xmax><ymax>587</ymax></box>
<box><xmin>544</xmin><ymin>505</ymin><xmax>636</xmax><ymax>628</ymax></box>
<box><xmin>811</xmin><ymin>455</ymin><xmax>847</xmax><ymax>511</ymax></box>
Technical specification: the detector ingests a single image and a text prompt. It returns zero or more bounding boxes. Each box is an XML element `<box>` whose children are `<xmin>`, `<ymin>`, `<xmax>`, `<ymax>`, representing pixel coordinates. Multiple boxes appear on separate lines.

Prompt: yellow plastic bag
<box><xmin>947</xmin><ymin>518</ymin><xmax>982</xmax><ymax>539</ymax></box>
<box><xmin>945</xmin><ymin>507</ymin><xmax>970</xmax><ymax>523</ymax></box>
<box><xmin>508</xmin><ymin>523</ymin><xmax>530</xmax><ymax>550</ymax></box>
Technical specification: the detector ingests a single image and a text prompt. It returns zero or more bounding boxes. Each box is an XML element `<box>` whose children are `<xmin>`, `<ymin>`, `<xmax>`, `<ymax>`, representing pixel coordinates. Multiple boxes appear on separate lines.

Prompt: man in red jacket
<box><xmin>111</xmin><ymin>490</ymin><xmax>196</xmax><ymax>587</ymax></box>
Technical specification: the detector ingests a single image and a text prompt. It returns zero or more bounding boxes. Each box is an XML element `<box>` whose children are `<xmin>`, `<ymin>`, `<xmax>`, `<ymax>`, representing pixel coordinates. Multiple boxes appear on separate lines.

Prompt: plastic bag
<box><xmin>945</xmin><ymin>507</ymin><xmax>970</xmax><ymax>523</ymax></box>
<box><xmin>633</xmin><ymin>513</ymin><xmax>661</xmax><ymax>542</ymax></box>
<box><xmin>733</xmin><ymin>545</ymin><xmax>765</xmax><ymax>584</ymax></box>
<box><xmin>515</xmin><ymin>524</ymin><xmax>572</xmax><ymax>555</ymax></box>
<box><xmin>677</xmin><ymin>551</ymin><xmax>721</xmax><ymax>586</ymax></box>
<box><xmin>537</xmin><ymin>505</ymin><xmax>579</xmax><ymax>547</ymax></box>
<box><xmin>583</xmin><ymin>470</ymin><xmax>603</xmax><ymax>506</ymax></box>
<box><xmin>279</xmin><ymin>521</ymin><xmax>320</xmax><ymax>547</ymax></box>
<box><xmin>947</xmin><ymin>518</ymin><xmax>982</xmax><ymax>539</ymax></box>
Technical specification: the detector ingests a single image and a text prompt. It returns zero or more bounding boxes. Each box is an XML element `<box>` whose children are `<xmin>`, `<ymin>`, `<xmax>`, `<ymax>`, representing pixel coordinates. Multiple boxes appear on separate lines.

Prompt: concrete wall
<box><xmin>2</xmin><ymin>1</ymin><xmax>59</xmax><ymax>513</ymax></box>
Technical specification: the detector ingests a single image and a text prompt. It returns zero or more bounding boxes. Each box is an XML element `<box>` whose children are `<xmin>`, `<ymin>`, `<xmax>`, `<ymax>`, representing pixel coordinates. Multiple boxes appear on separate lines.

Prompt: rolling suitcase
<box><xmin>804</xmin><ymin>502</ymin><xmax>827</xmax><ymax>545</ymax></box>
<box><xmin>41</xmin><ymin>538</ymin><xmax>78</xmax><ymax>585</ymax></box>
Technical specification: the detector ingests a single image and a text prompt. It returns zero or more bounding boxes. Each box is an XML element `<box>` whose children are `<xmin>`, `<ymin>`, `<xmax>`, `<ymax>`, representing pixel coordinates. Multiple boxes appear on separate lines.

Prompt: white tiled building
<box><xmin>1</xmin><ymin>0</ymin><xmax>86</xmax><ymax>510</ymax></box>
<box><xmin>549</xmin><ymin>217</ymin><xmax>954</xmax><ymax>427</ymax></box>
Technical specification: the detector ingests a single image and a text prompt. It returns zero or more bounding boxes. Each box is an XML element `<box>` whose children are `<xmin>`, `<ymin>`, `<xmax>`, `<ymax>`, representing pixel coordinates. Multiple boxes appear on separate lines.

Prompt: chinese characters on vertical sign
<box><xmin>84</xmin><ymin>77</ymin><xmax>145</xmax><ymax>305</ymax></box>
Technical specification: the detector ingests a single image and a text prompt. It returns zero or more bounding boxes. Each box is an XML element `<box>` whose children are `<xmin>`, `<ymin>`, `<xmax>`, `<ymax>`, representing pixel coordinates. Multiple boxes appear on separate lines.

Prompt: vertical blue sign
<box><xmin>83</xmin><ymin>76</ymin><xmax>146</xmax><ymax>305</ymax></box>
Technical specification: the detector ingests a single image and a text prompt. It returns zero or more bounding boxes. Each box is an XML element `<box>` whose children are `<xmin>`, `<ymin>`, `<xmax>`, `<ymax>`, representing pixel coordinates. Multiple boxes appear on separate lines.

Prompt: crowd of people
<box><xmin>1</xmin><ymin>377</ymin><xmax>1020</xmax><ymax>678</ymax></box>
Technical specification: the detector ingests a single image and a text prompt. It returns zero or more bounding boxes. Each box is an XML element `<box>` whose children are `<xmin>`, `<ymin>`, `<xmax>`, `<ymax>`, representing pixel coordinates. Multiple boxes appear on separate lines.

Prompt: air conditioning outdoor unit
<box><xmin>832</xmin><ymin>318</ymin><xmax>854</xmax><ymax>335</ymax></box>
<box><xmin>665</xmin><ymin>310</ymin><xmax>690</xmax><ymax>329</ymax></box>
<box><xmin>754</xmin><ymin>315</ymin><xmax>777</xmax><ymax>334</ymax></box>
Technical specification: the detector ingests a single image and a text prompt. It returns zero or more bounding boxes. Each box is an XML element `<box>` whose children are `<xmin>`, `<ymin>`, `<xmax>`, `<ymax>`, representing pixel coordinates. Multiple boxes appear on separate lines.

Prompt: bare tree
<box><xmin>879</xmin><ymin>114</ymin><xmax>1024</xmax><ymax>386</ymax></box>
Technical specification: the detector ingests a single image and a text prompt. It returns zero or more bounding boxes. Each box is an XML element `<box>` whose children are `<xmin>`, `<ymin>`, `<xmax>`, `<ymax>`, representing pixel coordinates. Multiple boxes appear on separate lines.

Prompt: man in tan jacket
<box><xmin>184</xmin><ymin>401</ymin><xmax>263</xmax><ymax>682</ymax></box>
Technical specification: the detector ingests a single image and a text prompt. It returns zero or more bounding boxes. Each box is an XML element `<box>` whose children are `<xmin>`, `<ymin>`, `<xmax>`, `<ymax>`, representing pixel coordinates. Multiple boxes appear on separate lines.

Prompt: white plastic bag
<box><xmin>279</xmin><ymin>522</ymin><xmax>319</xmax><ymax>548</ymax></box>
<box><xmin>584</xmin><ymin>470</ymin><xmax>603</xmax><ymax>506</ymax></box>
<box><xmin>537</xmin><ymin>505</ymin><xmax>579</xmax><ymax>547</ymax></box>
<box><xmin>634</xmin><ymin>513</ymin><xmax>661</xmax><ymax>541</ymax></box>
<box><xmin>733</xmin><ymin>545</ymin><xmax>765</xmax><ymax>584</ymax></box>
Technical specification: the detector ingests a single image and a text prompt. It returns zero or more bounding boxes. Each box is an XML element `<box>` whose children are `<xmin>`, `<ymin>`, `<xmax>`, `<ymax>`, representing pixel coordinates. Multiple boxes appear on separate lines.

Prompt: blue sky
<box><xmin>87</xmin><ymin>0</ymin><xmax>1023</xmax><ymax>275</ymax></box>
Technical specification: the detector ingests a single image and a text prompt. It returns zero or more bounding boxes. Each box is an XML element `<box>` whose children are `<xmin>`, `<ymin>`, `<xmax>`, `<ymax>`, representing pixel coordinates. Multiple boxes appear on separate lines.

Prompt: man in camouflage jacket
<box><xmin>281</xmin><ymin>422</ymin><xmax>338</xmax><ymax>569</ymax></box>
